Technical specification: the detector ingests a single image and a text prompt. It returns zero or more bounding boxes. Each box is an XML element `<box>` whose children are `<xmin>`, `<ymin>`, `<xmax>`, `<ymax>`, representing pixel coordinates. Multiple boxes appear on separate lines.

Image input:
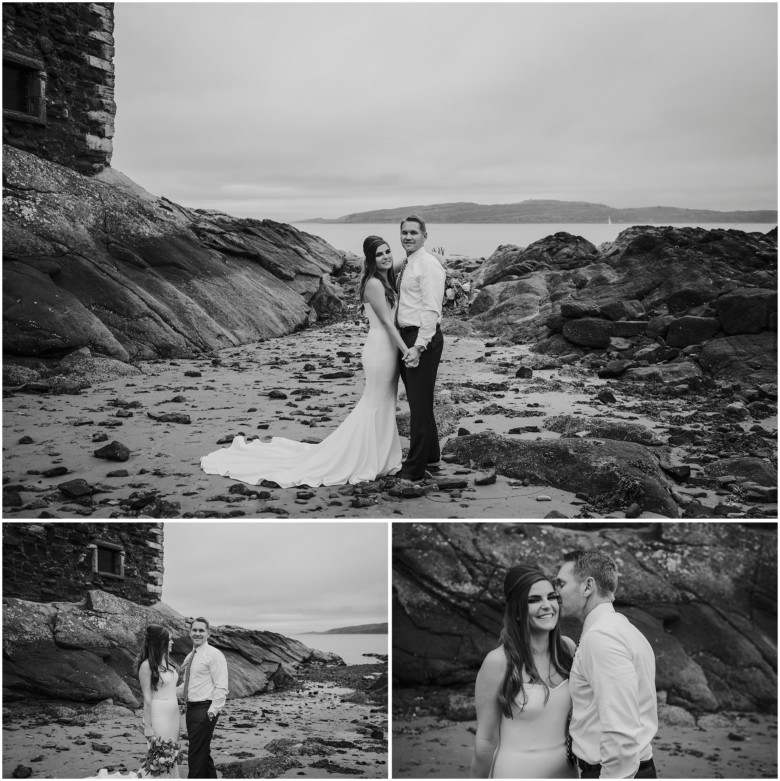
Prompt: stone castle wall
<box><xmin>2</xmin><ymin>523</ymin><xmax>163</xmax><ymax>605</ymax></box>
<box><xmin>2</xmin><ymin>2</ymin><xmax>115</xmax><ymax>174</ymax></box>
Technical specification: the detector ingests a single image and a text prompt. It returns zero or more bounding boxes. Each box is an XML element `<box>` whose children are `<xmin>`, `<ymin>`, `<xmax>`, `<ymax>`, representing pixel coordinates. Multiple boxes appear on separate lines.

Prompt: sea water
<box><xmin>292</xmin><ymin>633</ymin><xmax>388</xmax><ymax>665</ymax></box>
<box><xmin>293</xmin><ymin>222</ymin><xmax>776</xmax><ymax>260</ymax></box>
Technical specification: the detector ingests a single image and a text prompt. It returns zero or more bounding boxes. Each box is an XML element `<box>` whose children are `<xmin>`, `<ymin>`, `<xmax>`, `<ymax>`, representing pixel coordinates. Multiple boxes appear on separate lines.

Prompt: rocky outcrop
<box><xmin>393</xmin><ymin>523</ymin><xmax>777</xmax><ymax>713</ymax></box>
<box><xmin>442</xmin><ymin>431</ymin><xmax>679</xmax><ymax>517</ymax></box>
<box><xmin>3</xmin><ymin>147</ymin><xmax>347</xmax><ymax>364</ymax></box>
<box><xmin>466</xmin><ymin>227</ymin><xmax>777</xmax><ymax>384</ymax></box>
<box><xmin>3</xmin><ymin>589</ymin><xmax>343</xmax><ymax>707</ymax></box>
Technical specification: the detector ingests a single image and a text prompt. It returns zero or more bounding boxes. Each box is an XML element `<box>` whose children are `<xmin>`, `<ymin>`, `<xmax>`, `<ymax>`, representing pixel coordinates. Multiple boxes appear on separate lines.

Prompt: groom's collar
<box><xmin>581</xmin><ymin>601</ymin><xmax>615</xmax><ymax>633</ymax></box>
<box><xmin>406</xmin><ymin>247</ymin><xmax>426</xmax><ymax>261</ymax></box>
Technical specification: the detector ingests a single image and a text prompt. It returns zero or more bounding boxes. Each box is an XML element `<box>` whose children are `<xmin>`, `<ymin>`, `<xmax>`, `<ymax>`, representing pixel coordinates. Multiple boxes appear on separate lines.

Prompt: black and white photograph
<box><xmin>391</xmin><ymin>521</ymin><xmax>778</xmax><ymax>779</ymax></box>
<box><xmin>2</xmin><ymin>521</ymin><xmax>388</xmax><ymax>778</ymax></box>
<box><xmin>2</xmin><ymin>2</ymin><xmax>777</xmax><ymax>520</ymax></box>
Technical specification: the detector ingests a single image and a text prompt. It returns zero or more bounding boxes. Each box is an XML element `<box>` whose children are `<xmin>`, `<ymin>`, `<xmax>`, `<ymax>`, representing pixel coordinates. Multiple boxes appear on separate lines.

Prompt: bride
<box><xmin>137</xmin><ymin>625</ymin><xmax>182</xmax><ymax>778</ymax></box>
<box><xmin>471</xmin><ymin>566</ymin><xmax>577</xmax><ymax>779</ymax></box>
<box><xmin>92</xmin><ymin>625</ymin><xmax>182</xmax><ymax>778</ymax></box>
<box><xmin>200</xmin><ymin>234</ymin><xmax>413</xmax><ymax>487</ymax></box>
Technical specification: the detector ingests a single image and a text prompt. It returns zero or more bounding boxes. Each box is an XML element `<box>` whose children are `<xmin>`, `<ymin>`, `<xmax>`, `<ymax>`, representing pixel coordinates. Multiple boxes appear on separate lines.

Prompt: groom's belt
<box><xmin>187</xmin><ymin>699</ymin><xmax>212</xmax><ymax>708</ymax></box>
<box><xmin>576</xmin><ymin>757</ymin><xmax>655</xmax><ymax>774</ymax></box>
<box><xmin>398</xmin><ymin>324</ymin><xmax>442</xmax><ymax>335</ymax></box>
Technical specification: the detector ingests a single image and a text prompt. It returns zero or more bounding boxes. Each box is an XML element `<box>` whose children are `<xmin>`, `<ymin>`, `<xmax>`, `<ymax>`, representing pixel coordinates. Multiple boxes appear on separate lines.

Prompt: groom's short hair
<box><xmin>400</xmin><ymin>214</ymin><xmax>427</xmax><ymax>233</ymax></box>
<box><xmin>191</xmin><ymin>616</ymin><xmax>210</xmax><ymax>630</ymax></box>
<box><xmin>564</xmin><ymin>550</ymin><xmax>618</xmax><ymax>596</ymax></box>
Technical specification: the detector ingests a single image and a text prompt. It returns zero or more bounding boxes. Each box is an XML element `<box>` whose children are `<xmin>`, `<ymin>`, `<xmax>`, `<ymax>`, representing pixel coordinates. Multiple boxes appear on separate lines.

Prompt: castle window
<box><xmin>92</xmin><ymin>541</ymin><xmax>125</xmax><ymax>579</ymax></box>
<box><xmin>3</xmin><ymin>51</ymin><xmax>46</xmax><ymax>125</ymax></box>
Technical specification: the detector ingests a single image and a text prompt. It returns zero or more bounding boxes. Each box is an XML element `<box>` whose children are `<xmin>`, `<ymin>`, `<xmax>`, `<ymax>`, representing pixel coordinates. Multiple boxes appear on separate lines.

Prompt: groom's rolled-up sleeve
<box><xmin>209</xmin><ymin>650</ymin><xmax>229</xmax><ymax>711</ymax></box>
<box><xmin>586</xmin><ymin>630</ymin><xmax>643</xmax><ymax>778</ymax></box>
<box><xmin>415</xmin><ymin>256</ymin><xmax>446</xmax><ymax>349</ymax></box>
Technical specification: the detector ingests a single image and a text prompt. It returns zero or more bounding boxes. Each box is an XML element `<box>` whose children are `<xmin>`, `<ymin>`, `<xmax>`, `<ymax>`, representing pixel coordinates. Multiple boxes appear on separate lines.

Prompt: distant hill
<box><xmin>306</xmin><ymin>622</ymin><xmax>388</xmax><ymax>635</ymax></box>
<box><xmin>302</xmin><ymin>199</ymin><xmax>777</xmax><ymax>224</ymax></box>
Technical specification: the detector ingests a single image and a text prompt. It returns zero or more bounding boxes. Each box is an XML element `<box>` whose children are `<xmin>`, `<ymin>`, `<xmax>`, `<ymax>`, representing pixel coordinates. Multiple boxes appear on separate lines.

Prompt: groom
<box><xmin>555</xmin><ymin>550</ymin><xmax>658</xmax><ymax>779</ymax></box>
<box><xmin>178</xmin><ymin>617</ymin><xmax>229</xmax><ymax>778</ymax></box>
<box><xmin>395</xmin><ymin>215</ymin><xmax>446</xmax><ymax>481</ymax></box>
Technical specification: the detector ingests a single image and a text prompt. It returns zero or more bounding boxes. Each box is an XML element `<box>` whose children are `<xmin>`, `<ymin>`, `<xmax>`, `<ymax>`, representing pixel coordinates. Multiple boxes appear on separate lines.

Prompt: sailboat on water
<box><xmin>608</xmin><ymin>214</ymin><xmax>612</xmax><ymax>225</ymax></box>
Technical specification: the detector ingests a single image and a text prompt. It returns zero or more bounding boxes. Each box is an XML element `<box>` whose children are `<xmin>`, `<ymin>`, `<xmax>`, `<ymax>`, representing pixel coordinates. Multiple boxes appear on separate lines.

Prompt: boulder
<box><xmin>441</xmin><ymin>431</ymin><xmax>678</xmax><ymax>516</ymax></box>
<box><xmin>623</xmin><ymin>360</ymin><xmax>703</xmax><ymax>383</ymax></box>
<box><xmin>393</xmin><ymin>522</ymin><xmax>777</xmax><ymax>712</ymax></box>
<box><xmin>3</xmin><ymin>146</ymin><xmax>345</xmax><ymax>361</ymax></box>
<box><xmin>600</xmin><ymin>299</ymin><xmax>645</xmax><ymax>321</ymax></box>
<box><xmin>560</xmin><ymin>299</ymin><xmax>600</xmax><ymax>318</ymax></box>
<box><xmin>666</xmin><ymin>316</ymin><xmax>721</xmax><ymax>348</ymax></box>
<box><xmin>562</xmin><ymin>318</ymin><xmax>613</xmax><ymax>348</ymax></box>
<box><xmin>698</xmin><ymin>332</ymin><xmax>777</xmax><ymax>383</ymax></box>
<box><xmin>712</xmin><ymin>288</ymin><xmax>776</xmax><ymax>335</ymax></box>
<box><xmin>703</xmin><ymin>457</ymin><xmax>776</xmax><ymax>487</ymax></box>
<box><xmin>543</xmin><ymin>415</ymin><xmax>660</xmax><ymax>446</ymax></box>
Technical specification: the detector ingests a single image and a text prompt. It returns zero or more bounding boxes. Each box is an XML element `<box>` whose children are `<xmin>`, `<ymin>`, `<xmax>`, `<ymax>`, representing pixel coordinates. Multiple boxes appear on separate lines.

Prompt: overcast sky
<box><xmin>111</xmin><ymin>2</ymin><xmax>777</xmax><ymax>221</ymax></box>
<box><xmin>161</xmin><ymin>522</ymin><xmax>387</xmax><ymax>635</ymax></box>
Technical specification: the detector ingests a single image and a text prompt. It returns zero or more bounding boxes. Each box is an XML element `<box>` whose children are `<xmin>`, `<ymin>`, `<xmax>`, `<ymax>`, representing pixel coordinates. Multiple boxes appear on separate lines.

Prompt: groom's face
<box><xmin>555</xmin><ymin>562</ymin><xmax>586</xmax><ymax>619</ymax></box>
<box><xmin>190</xmin><ymin>620</ymin><xmax>209</xmax><ymax>647</ymax></box>
<box><xmin>401</xmin><ymin>221</ymin><xmax>426</xmax><ymax>255</ymax></box>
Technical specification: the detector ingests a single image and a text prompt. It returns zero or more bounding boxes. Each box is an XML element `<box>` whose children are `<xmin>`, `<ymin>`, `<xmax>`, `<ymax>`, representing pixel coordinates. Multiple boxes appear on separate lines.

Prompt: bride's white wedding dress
<box><xmin>201</xmin><ymin>301</ymin><xmax>402</xmax><ymax>487</ymax></box>
<box><xmin>89</xmin><ymin>668</ymin><xmax>181</xmax><ymax>779</ymax></box>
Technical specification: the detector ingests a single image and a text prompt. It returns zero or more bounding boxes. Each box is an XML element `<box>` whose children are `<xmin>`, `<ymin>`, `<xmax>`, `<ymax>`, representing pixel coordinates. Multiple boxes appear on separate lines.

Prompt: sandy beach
<box><xmin>5</xmin><ymin>316</ymin><xmax>770</xmax><ymax>520</ymax></box>
<box><xmin>391</xmin><ymin>712</ymin><xmax>778</xmax><ymax>779</ymax></box>
<box><xmin>2</xmin><ymin>664</ymin><xmax>387</xmax><ymax>779</ymax></box>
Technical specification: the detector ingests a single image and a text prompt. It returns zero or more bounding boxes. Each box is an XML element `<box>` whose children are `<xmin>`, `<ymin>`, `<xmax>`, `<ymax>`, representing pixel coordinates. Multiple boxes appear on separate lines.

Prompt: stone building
<box><xmin>2</xmin><ymin>523</ymin><xmax>164</xmax><ymax>606</ymax></box>
<box><xmin>2</xmin><ymin>2</ymin><xmax>115</xmax><ymax>173</ymax></box>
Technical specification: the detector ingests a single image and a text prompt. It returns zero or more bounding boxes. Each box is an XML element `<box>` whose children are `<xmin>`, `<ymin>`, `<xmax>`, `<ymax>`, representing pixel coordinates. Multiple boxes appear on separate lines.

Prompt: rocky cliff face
<box><xmin>468</xmin><ymin>227</ymin><xmax>777</xmax><ymax>384</ymax></box>
<box><xmin>3</xmin><ymin>146</ymin><xmax>347</xmax><ymax>365</ymax></box>
<box><xmin>3</xmin><ymin>589</ymin><xmax>343</xmax><ymax>707</ymax></box>
<box><xmin>393</xmin><ymin>523</ymin><xmax>777</xmax><ymax>714</ymax></box>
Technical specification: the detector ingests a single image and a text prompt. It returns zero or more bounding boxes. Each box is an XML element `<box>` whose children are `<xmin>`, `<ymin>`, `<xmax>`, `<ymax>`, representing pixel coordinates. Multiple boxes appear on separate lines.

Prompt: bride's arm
<box><xmin>470</xmin><ymin>648</ymin><xmax>505</xmax><ymax>778</ymax></box>
<box><xmin>138</xmin><ymin>661</ymin><xmax>155</xmax><ymax>739</ymax></box>
<box><xmin>364</xmin><ymin>279</ymin><xmax>410</xmax><ymax>356</ymax></box>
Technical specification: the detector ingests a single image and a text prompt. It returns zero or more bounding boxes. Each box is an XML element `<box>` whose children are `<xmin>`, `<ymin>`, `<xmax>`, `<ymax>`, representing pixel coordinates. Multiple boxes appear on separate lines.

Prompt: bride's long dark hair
<box><xmin>359</xmin><ymin>235</ymin><xmax>397</xmax><ymax>311</ymax></box>
<box><xmin>136</xmin><ymin>624</ymin><xmax>176</xmax><ymax>691</ymax></box>
<box><xmin>498</xmin><ymin>565</ymin><xmax>573</xmax><ymax>718</ymax></box>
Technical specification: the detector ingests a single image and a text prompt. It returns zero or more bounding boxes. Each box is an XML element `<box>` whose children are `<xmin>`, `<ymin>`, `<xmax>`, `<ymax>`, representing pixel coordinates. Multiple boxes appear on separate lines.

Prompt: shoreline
<box><xmin>2</xmin><ymin>663</ymin><xmax>388</xmax><ymax>779</ymax></box>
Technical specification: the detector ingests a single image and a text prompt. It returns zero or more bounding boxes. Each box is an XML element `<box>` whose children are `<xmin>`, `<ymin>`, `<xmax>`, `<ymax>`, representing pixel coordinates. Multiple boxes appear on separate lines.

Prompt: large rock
<box><xmin>441</xmin><ymin>431</ymin><xmax>678</xmax><ymax>516</ymax></box>
<box><xmin>2</xmin><ymin>590</ymin><xmax>343</xmax><ymax>706</ymax></box>
<box><xmin>562</xmin><ymin>317</ymin><xmax>613</xmax><ymax>348</ymax></box>
<box><xmin>713</xmin><ymin>287</ymin><xmax>776</xmax><ymax>335</ymax></box>
<box><xmin>698</xmin><ymin>332</ymin><xmax>777</xmax><ymax>383</ymax></box>
<box><xmin>543</xmin><ymin>415</ymin><xmax>661</xmax><ymax>446</ymax></box>
<box><xmin>666</xmin><ymin>316</ymin><xmax>721</xmax><ymax>348</ymax></box>
<box><xmin>3</xmin><ymin>147</ymin><xmax>346</xmax><ymax>361</ymax></box>
<box><xmin>392</xmin><ymin>522</ymin><xmax>777</xmax><ymax>712</ymax></box>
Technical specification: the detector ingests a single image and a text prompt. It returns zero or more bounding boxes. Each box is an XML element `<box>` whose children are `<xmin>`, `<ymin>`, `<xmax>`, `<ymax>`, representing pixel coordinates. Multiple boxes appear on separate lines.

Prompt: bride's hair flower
<box><xmin>141</xmin><ymin>737</ymin><xmax>184</xmax><ymax>777</ymax></box>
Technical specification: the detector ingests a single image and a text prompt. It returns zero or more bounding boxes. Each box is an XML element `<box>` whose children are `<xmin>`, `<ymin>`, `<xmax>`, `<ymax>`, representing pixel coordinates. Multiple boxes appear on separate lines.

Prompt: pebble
<box><xmin>536</xmin><ymin>495</ymin><xmax>552</xmax><ymax>502</ymax></box>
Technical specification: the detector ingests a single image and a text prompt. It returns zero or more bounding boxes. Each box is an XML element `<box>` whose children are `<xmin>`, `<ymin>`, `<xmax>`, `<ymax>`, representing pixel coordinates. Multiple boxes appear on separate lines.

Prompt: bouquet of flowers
<box><xmin>140</xmin><ymin>737</ymin><xmax>183</xmax><ymax>778</ymax></box>
<box><xmin>443</xmin><ymin>275</ymin><xmax>471</xmax><ymax>312</ymax></box>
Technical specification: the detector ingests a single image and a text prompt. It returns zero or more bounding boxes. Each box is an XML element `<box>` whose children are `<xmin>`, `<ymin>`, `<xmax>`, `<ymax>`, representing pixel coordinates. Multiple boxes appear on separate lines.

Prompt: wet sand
<box><xmin>392</xmin><ymin>712</ymin><xmax>778</xmax><ymax>779</ymax></box>
<box><xmin>3</xmin><ymin>668</ymin><xmax>387</xmax><ymax>778</ymax></box>
<box><xmin>3</xmin><ymin>319</ymin><xmax>774</xmax><ymax>519</ymax></box>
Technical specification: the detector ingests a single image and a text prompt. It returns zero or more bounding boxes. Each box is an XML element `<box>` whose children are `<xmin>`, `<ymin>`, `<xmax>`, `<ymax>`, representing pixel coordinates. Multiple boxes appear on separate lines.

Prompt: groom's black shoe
<box><xmin>394</xmin><ymin>470</ymin><xmax>424</xmax><ymax>482</ymax></box>
<box><xmin>426</xmin><ymin>461</ymin><xmax>442</xmax><ymax>473</ymax></box>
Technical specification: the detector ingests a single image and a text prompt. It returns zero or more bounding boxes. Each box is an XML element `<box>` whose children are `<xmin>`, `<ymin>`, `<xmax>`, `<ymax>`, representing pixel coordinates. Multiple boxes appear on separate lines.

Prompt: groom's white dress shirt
<box><xmin>180</xmin><ymin>643</ymin><xmax>229</xmax><ymax>712</ymax></box>
<box><xmin>396</xmin><ymin>247</ymin><xmax>446</xmax><ymax>350</ymax></box>
<box><xmin>569</xmin><ymin>603</ymin><xmax>658</xmax><ymax>778</ymax></box>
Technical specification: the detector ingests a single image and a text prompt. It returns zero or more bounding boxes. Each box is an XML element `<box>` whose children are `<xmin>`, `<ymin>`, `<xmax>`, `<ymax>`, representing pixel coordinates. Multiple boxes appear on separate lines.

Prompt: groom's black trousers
<box><xmin>399</xmin><ymin>325</ymin><xmax>444</xmax><ymax>478</ymax></box>
<box><xmin>186</xmin><ymin>702</ymin><xmax>219</xmax><ymax>778</ymax></box>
